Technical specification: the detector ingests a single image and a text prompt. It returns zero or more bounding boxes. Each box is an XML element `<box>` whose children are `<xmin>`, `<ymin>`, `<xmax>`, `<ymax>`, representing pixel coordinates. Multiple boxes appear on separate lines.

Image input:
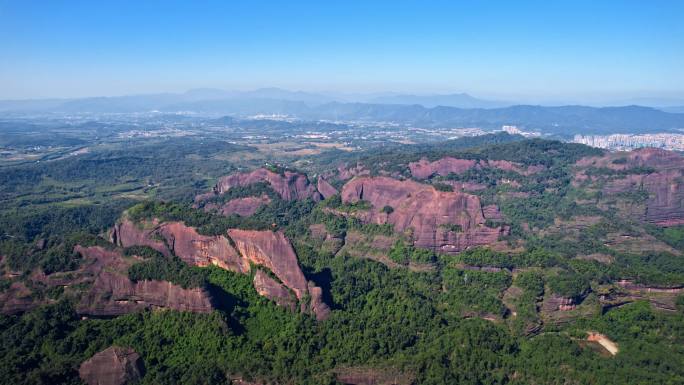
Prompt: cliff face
<box><xmin>409</xmin><ymin>157</ymin><xmax>477</xmax><ymax>179</ymax></box>
<box><xmin>112</xmin><ymin>220</ymin><xmax>331</xmax><ymax>320</ymax></box>
<box><xmin>112</xmin><ymin>219</ymin><xmax>248</xmax><ymax>273</ymax></box>
<box><xmin>227</xmin><ymin>229</ymin><xmax>331</xmax><ymax>320</ymax></box>
<box><xmin>204</xmin><ymin>195</ymin><xmax>271</xmax><ymax>217</ymax></box>
<box><xmin>409</xmin><ymin>157</ymin><xmax>541</xmax><ymax>179</ymax></box>
<box><xmin>228</xmin><ymin>229</ymin><xmax>309</xmax><ymax>299</ymax></box>
<box><xmin>253</xmin><ymin>270</ymin><xmax>296</xmax><ymax>310</ymax></box>
<box><xmin>212</xmin><ymin>168</ymin><xmax>322</xmax><ymax>201</ymax></box>
<box><xmin>340</xmin><ymin>176</ymin><xmax>507</xmax><ymax>253</ymax></box>
<box><xmin>74</xmin><ymin>246</ymin><xmax>214</xmax><ymax>316</ymax></box>
<box><xmin>577</xmin><ymin>148</ymin><xmax>684</xmax><ymax>226</ymax></box>
<box><xmin>317</xmin><ymin>177</ymin><xmax>339</xmax><ymax>199</ymax></box>
<box><xmin>79</xmin><ymin>346</ymin><xmax>144</xmax><ymax>385</ymax></box>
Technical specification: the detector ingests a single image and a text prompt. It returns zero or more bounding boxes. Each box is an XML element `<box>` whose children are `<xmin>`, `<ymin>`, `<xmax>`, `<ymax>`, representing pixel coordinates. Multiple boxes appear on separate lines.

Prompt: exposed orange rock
<box><xmin>409</xmin><ymin>157</ymin><xmax>542</xmax><ymax>179</ymax></box>
<box><xmin>340</xmin><ymin>176</ymin><xmax>508</xmax><ymax>253</ymax></box>
<box><xmin>337</xmin><ymin>163</ymin><xmax>370</xmax><ymax>180</ymax></box>
<box><xmin>228</xmin><ymin>229</ymin><xmax>308</xmax><ymax>298</ymax></box>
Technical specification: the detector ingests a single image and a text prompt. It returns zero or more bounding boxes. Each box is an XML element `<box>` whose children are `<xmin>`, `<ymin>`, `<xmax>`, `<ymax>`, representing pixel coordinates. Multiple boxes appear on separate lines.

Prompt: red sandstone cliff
<box><xmin>112</xmin><ymin>219</ymin><xmax>331</xmax><ymax>319</ymax></box>
<box><xmin>340</xmin><ymin>176</ymin><xmax>507</xmax><ymax>253</ymax></box>
<box><xmin>409</xmin><ymin>157</ymin><xmax>477</xmax><ymax>179</ymax></box>
<box><xmin>253</xmin><ymin>270</ymin><xmax>296</xmax><ymax>310</ymax></box>
<box><xmin>112</xmin><ymin>219</ymin><xmax>248</xmax><ymax>273</ymax></box>
<box><xmin>74</xmin><ymin>245</ymin><xmax>214</xmax><ymax>316</ymax></box>
<box><xmin>409</xmin><ymin>157</ymin><xmax>544</xmax><ymax>179</ymax></box>
<box><xmin>212</xmin><ymin>168</ymin><xmax>322</xmax><ymax>201</ymax></box>
<box><xmin>228</xmin><ymin>229</ymin><xmax>331</xmax><ymax>320</ymax></box>
<box><xmin>204</xmin><ymin>195</ymin><xmax>271</xmax><ymax>217</ymax></box>
<box><xmin>317</xmin><ymin>177</ymin><xmax>339</xmax><ymax>199</ymax></box>
<box><xmin>576</xmin><ymin>148</ymin><xmax>684</xmax><ymax>226</ymax></box>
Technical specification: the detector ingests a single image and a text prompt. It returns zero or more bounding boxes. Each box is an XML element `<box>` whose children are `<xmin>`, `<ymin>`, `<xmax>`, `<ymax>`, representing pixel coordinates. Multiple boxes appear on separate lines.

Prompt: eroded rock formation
<box><xmin>409</xmin><ymin>157</ymin><xmax>476</xmax><ymax>179</ymax></box>
<box><xmin>253</xmin><ymin>270</ymin><xmax>296</xmax><ymax>310</ymax></box>
<box><xmin>576</xmin><ymin>148</ymin><xmax>684</xmax><ymax>226</ymax></box>
<box><xmin>205</xmin><ymin>195</ymin><xmax>272</xmax><ymax>217</ymax></box>
<box><xmin>212</xmin><ymin>168</ymin><xmax>322</xmax><ymax>201</ymax></box>
<box><xmin>112</xmin><ymin>220</ymin><xmax>247</xmax><ymax>272</ymax></box>
<box><xmin>317</xmin><ymin>177</ymin><xmax>338</xmax><ymax>199</ymax></box>
<box><xmin>75</xmin><ymin>246</ymin><xmax>214</xmax><ymax>316</ymax></box>
<box><xmin>228</xmin><ymin>229</ymin><xmax>331</xmax><ymax>320</ymax></box>
<box><xmin>340</xmin><ymin>176</ymin><xmax>508</xmax><ymax>253</ymax></box>
<box><xmin>112</xmin><ymin>219</ymin><xmax>331</xmax><ymax>320</ymax></box>
<box><xmin>409</xmin><ymin>157</ymin><xmax>543</xmax><ymax>179</ymax></box>
<box><xmin>79</xmin><ymin>346</ymin><xmax>144</xmax><ymax>385</ymax></box>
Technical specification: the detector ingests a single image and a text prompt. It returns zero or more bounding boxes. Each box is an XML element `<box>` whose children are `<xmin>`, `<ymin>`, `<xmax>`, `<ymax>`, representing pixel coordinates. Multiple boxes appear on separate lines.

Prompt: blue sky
<box><xmin>1</xmin><ymin>0</ymin><xmax>683</xmax><ymax>102</ymax></box>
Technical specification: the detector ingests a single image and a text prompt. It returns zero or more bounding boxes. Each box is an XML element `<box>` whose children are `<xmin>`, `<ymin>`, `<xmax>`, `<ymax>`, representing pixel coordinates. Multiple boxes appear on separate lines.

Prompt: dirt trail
<box><xmin>587</xmin><ymin>332</ymin><xmax>619</xmax><ymax>355</ymax></box>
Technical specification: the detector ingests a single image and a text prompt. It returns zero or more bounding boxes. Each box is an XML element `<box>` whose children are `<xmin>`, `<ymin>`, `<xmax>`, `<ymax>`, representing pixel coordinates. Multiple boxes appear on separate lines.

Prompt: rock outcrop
<box><xmin>79</xmin><ymin>346</ymin><xmax>144</xmax><ymax>385</ymax></box>
<box><xmin>75</xmin><ymin>246</ymin><xmax>214</xmax><ymax>316</ymax></box>
<box><xmin>542</xmin><ymin>293</ymin><xmax>577</xmax><ymax>312</ymax></box>
<box><xmin>205</xmin><ymin>195</ymin><xmax>271</xmax><ymax>217</ymax></box>
<box><xmin>577</xmin><ymin>148</ymin><xmax>684</xmax><ymax>226</ymax></box>
<box><xmin>253</xmin><ymin>270</ymin><xmax>296</xmax><ymax>310</ymax></box>
<box><xmin>317</xmin><ymin>177</ymin><xmax>338</xmax><ymax>199</ymax></box>
<box><xmin>212</xmin><ymin>168</ymin><xmax>322</xmax><ymax>201</ymax></box>
<box><xmin>409</xmin><ymin>157</ymin><xmax>476</xmax><ymax>179</ymax></box>
<box><xmin>228</xmin><ymin>229</ymin><xmax>331</xmax><ymax>320</ymax></box>
<box><xmin>112</xmin><ymin>220</ymin><xmax>331</xmax><ymax>319</ymax></box>
<box><xmin>340</xmin><ymin>176</ymin><xmax>508</xmax><ymax>253</ymax></box>
<box><xmin>112</xmin><ymin>220</ymin><xmax>247</xmax><ymax>273</ymax></box>
<box><xmin>409</xmin><ymin>157</ymin><xmax>542</xmax><ymax>179</ymax></box>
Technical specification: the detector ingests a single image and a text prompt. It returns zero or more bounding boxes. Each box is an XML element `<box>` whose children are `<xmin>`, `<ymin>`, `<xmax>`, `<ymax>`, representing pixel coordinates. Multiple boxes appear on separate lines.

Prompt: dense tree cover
<box><xmin>126</xmin><ymin>246</ymin><xmax>209</xmax><ymax>289</ymax></box>
<box><xmin>2</xmin><ymin>137</ymin><xmax>684</xmax><ymax>384</ymax></box>
<box><xmin>388</xmin><ymin>240</ymin><xmax>436</xmax><ymax>264</ymax></box>
<box><xmin>0</xmin><ymin>201</ymin><xmax>128</xmax><ymax>274</ymax></box>
<box><xmin>196</xmin><ymin>182</ymin><xmax>278</xmax><ymax>207</ymax></box>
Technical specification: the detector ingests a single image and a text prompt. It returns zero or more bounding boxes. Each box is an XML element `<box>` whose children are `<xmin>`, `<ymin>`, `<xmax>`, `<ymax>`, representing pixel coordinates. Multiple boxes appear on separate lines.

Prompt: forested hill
<box><xmin>1</xmin><ymin>135</ymin><xmax>684</xmax><ymax>385</ymax></box>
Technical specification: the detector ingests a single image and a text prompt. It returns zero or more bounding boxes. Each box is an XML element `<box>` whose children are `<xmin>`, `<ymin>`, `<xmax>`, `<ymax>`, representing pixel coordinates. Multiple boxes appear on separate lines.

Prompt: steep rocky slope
<box><xmin>111</xmin><ymin>219</ymin><xmax>331</xmax><ymax>320</ymax></box>
<box><xmin>75</xmin><ymin>245</ymin><xmax>214</xmax><ymax>316</ymax></box>
<box><xmin>576</xmin><ymin>148</ymin><xmax>684</xmax><ymax>226</ymax></box>
<box><xmin>79</xmin><ymin>346</ymin><xmax>144</xmax><ymax>385</ymax></box>
<box><xmin>340</xmin><ymin>176</ymin><xmax>508</xmax><ymax>253</ymax></box>
<box><xmin>210</xmin><ymin>168</ymin><xmax>322</xmax><ymax>201</ymax></box>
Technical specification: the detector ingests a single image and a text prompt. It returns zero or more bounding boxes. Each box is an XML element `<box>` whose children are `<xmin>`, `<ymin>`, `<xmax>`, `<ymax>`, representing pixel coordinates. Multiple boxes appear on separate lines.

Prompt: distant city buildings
<box><xmin>573</xmin><ymin>133</ymin><xmax>684</xmax><ymax>152</ymax></box>
<box><xmin>500</xmin><ymin>125</ymin><xmax>541</xmax><ymax>138</ymax></box>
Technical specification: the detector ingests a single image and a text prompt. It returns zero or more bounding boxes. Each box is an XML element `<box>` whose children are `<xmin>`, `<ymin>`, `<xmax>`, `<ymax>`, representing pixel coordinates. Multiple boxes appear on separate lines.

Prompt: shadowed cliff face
<box><xmin>316</xmin><ymin>177</ymin><xmax>339</xmax><ymax>199</ymax></box>
<box><xmin>340</xmin><ymin>176</ymin><xmax>508</xmax><ymax>253</ymax></box>
<box><xmin>79</xmin><ymin>346</ymin><xmax>144</xmax><ymax>385</ymax></box>
<box><xmin>213</xmin><ymin>168</ymin><xmax>322</xmax><ymax>201</ymax></box>
<box><xmin>111</xmin><ymin>220</ymin><xmax>331</xmax><ymax>320</ymax></box>
<box><xmin>576</xmin><ymin>148</ymin><xmax>684</xmax><ymax>226</ymax></box>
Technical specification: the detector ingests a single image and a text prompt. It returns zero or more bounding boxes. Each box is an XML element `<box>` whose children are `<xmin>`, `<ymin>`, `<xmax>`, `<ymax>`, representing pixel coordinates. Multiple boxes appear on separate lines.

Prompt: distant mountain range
<box><xmin>367</xmin><ymin>92</ymin><xmax>509</xmax><ymax>108</ymax></box>
<box><xmin>2</xmin><ymin>88</ymin><xmax>684</xmax><ymax>136</ymax></box>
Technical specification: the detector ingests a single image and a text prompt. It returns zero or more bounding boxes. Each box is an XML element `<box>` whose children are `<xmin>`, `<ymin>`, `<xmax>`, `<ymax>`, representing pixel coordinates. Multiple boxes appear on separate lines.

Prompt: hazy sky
<box><xmin>1</xmin><ymin>0</ymin><xmax>683</xmax><ymax>102</ymax></box>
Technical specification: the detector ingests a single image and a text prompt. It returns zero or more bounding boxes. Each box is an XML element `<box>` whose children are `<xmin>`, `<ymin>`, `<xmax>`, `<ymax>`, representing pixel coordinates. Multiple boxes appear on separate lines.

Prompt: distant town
<box><xmin>573</xmin><ymin>133</ymin><xmax>684</xmax><ymax>152</ymax></box>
